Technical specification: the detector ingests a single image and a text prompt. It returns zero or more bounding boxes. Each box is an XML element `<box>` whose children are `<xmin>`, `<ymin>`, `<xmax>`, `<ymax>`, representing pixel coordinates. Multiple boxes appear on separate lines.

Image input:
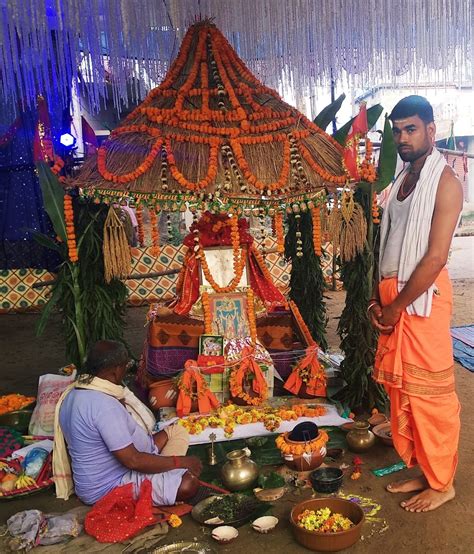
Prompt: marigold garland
<box><xmin>177</xmin><ymin>403</ymin><xmax>327</xmax><ymax>437</ymax></box>
<box><xmin>198</xmin><ymin>215</ymin><xmax>246</xmax><ymax>293</ymax></box>
<box><xmin>63</xmin><ymin>194</ymin><xmax>78</xmax><ymax>263</ymax></box>
<box><xmin>288</xmin><ymin>299</ymin><xmax>316</xmax><ymax>346</ymax></box>
<box><xmin>311</xmin><ymin>206</ymin><xmax>322</xmax><ymax>257</ymax></box>
<box><xmin>149</xmin><ymin>209</ymin><xmax>160</xmax><ymax>256</ymax></box>
<box><xmin>372</xmin><ymin>191</ymin><xmax>380</xmax><ymax>224</ymax></box>
<box><xmin>250</xmin><ymin>244</ymin><xmax>273</xmax><ymax>282</ymax></box>
<box><xmin>275</xmin><ymin>429</ymin><xmax>329</xmax><ymax>456</ymax></box>
<box><xmin>201</xmin><ymin>291</ymin><xmax>212</xmax><ymax>334</ymax></box>
<box><xmin>274</xmin><ymin>212</ymin><xmax>285</xmax><ymax>254</ymax></box>
<box><xmin>136</xmin><ymin>205</ymin><xmax>145</xmax><ymax>246</ymax></box>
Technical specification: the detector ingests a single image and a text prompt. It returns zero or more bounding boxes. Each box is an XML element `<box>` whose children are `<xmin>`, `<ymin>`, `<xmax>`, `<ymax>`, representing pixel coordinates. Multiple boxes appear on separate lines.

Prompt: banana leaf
<box><xmin>333</xmin><ymin>104</ymin><xmax>383</xmax><ymax>145</ymax></box>
<box><xmin>36</xmin><ymin>162</ymin><xmax>67</xmax><ymax>242</ymax></box>
<box><xmin>313</xmin><ymin>93</ymin><xmax>346</xmax><ymax>132</ymax></box>
<box><xmin>375</xmin><ymin>115</ymin><xmax>397</xmax><ymax>192</ymax></box>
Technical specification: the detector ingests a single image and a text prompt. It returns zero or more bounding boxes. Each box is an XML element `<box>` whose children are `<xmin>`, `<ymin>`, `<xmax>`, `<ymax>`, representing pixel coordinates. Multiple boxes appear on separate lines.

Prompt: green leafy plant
<box><xmin>35</xmin><ymin>163</ymin><xmax>128</xmax><ymax>369</ymax></box>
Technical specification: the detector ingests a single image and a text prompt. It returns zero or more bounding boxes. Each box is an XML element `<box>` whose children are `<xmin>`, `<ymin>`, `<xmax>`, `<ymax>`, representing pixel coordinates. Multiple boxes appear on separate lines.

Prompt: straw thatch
<box><xmin>76</xmin><ymin>20</ymin><xmax>346</xmax><ymax>210</ymax></box>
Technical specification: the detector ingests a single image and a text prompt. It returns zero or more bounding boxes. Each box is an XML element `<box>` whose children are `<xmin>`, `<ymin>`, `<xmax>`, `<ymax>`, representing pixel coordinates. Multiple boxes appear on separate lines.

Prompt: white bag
<box><xmin>28</xmin><ymin>371</ymin><xmax>76</xmax><ymax>436</ymax></box>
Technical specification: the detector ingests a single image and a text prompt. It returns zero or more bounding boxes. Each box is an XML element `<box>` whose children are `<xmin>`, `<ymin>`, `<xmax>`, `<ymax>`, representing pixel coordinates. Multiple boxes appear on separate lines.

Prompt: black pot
<box><xmin>310</xmin><ymin>467</ymin><xmax>344</xmax><ymax>494</ymax></box>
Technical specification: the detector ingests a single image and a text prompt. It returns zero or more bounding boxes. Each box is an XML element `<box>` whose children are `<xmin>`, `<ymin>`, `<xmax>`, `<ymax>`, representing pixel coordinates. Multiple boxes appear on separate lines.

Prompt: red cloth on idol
<box><xmin>84</xmin><ymin>480</ymin><xmax>157</xmax><ymax>543</ymax></box>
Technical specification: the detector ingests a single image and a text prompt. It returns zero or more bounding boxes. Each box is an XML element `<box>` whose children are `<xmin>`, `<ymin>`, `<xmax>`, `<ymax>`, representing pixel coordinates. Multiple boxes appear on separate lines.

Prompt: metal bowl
<box><xmin>0</xmin><ymin>409</ymin><xmax>34</xmax><ymax>434</ymax></box>
<box><xmin>310</xmin><ymin>467</ymin><xmax>344</xmax><ymax>494</ymax></box>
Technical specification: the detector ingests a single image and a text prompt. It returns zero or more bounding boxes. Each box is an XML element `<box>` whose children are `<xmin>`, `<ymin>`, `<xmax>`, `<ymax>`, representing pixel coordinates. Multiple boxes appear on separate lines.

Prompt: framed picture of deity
<box><xmin>207</xmin><ymin>292</ymin><xmax>250</xmax><ymax>340</ymax></box>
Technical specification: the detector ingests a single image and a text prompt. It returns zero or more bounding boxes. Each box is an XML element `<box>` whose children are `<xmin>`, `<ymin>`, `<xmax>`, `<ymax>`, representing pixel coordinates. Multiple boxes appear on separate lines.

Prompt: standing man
<box><xmin>369</xmin><ymin>96</ymin><xmax>463</xmax><ymax>512</ymax></box>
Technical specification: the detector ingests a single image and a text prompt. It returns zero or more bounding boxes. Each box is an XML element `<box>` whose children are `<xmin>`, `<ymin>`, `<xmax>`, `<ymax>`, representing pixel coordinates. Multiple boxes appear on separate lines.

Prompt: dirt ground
<box><xmin>0</xmin><ymin>276</ymin><xmax>473</xmax><ymax>553</ymax></box>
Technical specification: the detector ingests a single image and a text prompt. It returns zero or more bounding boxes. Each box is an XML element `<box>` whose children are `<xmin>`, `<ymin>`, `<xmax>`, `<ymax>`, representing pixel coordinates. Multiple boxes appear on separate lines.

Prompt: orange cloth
<box><xmin>374</xmin><ymin>269</ymin><xmax>460</xmax><ymax>491</ymax></box>
<box><xmin>175</xmin><ymin>361</ymin><xmax>220</xmax><ymax>417</ymax></box>
<box><xmin>284</xmin><ymin>344</ymin><xmax>326</xmax><ymax>397</ymax></box>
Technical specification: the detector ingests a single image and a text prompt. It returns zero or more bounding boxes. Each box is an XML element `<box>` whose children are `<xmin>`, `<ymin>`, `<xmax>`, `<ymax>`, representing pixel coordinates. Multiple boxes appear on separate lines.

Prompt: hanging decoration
<box><xmin>64</xmin><ymin>195</ymin><xmax>78</xmax><ymax>263</ymax></box>
<box><xmin>103</xmin><ymin>207</ymin><xmax>132</xmax><ymax>283</ymax></box>
<box><xmin>1</xmin><ymin>2</ymin><xmax>471</xmax><ymax>116</ymax></box>
<box><xmin>328</xmin><ymin>191</ymin><xmax>368</xmax><ymax>263</ymax></box>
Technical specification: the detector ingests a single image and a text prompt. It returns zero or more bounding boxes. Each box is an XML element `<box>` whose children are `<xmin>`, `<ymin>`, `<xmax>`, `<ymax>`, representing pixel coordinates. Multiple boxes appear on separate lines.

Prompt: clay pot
<box><xmin>281</xmin><ymin>432</ymin><xmax>327</xmax><ymax>472</ymax></box>
<box><xmin>346</xmin><ymin>421</ymin><xmax>375</xmax><ymax>453</ymax></box>
<box><xmin>148</xmin><ymin>378</ymin><xmax>177</xmax><ymax>409</ymax></box>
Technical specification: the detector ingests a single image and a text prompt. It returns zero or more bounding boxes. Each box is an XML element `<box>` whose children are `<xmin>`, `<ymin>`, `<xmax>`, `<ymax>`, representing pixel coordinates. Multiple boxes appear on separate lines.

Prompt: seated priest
<box><xmin>53</xmin><ymin>340</ymin><xmax>202</xmax><ymax>505</ymax></box>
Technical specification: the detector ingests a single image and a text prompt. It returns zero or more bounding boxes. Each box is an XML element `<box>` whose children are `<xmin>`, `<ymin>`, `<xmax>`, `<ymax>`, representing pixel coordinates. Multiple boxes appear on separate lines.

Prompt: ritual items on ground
<box><xmin>275</xmin><ymin>421</ymin><xmax>329</xmax><ymax>472</ymax></box>
<box><xmin>309</xmin><ymin>467</ymin><xmax>344</xmax><ymax>493</ymax></box>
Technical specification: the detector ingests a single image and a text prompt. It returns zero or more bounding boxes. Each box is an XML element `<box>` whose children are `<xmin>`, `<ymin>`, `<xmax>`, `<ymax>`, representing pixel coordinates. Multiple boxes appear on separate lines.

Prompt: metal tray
<box><xmin>152</xmin><ymin>541</ymin><xmax>216</xmax><ymax>554</ymax></box>
<box><xmin>191</xmin><ymin>494</ymin><xmax>267</xmax><ymax>527</ymax></box>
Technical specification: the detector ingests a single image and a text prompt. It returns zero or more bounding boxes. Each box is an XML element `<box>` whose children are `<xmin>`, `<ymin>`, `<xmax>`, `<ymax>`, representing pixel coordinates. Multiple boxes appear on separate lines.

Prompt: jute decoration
<box><xmin>103</xmin><ymin>206</ymin><xmax>131</xmax><ymax>283</ymax></box>
<box><xmin>329</xmin><ymin>190</ymin><xmax>367</xmax><ymax>262</ymax></box>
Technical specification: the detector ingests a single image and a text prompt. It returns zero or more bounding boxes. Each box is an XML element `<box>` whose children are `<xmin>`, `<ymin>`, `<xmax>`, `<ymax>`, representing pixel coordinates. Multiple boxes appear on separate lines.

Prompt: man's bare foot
<box><xmin>386</xmin><ymin>476</ymin><xmax>428</xmax><ymax>494</ymax></box>
<box><xmin>400</xmin><ymin>486</ymin><xmax>455</xmax><ymax>512</ymax></box>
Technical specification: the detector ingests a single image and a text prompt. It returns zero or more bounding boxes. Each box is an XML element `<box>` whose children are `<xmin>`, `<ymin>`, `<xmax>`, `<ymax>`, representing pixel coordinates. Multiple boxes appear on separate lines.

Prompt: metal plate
<box><xmin>191</xmin><ymin>494</ymin><xmax>267</xmax><ymax>527</ymax></box>
<box><xmin>152</xmin><ymin>541</ymin><xmax>217</xmax><ymax>554</ymax></box>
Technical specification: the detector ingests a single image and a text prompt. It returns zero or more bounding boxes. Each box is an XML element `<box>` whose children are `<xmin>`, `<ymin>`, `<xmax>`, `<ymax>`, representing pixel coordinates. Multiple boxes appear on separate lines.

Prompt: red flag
<box><xmin>343</xmin><ymin>103</ymin><xmax>368</xmax><ymax>181</ymax></box>
<box><xmin>81</xmin><ymin>116</ymin><xmax>98</xmax><ymax>155</ymax></box>
<box><xmin>33</xmin><ymin>95</ymin><xmax>55</xmax><ymax>162</ymax></box>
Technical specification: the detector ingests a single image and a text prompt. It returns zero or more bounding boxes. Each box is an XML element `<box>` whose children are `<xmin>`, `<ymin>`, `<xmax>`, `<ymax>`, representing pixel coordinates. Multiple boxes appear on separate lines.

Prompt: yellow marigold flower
<box><xmin>168</xmin><ymin>514</ymin><xmax>182</xmax><ymax>528</ymax></box>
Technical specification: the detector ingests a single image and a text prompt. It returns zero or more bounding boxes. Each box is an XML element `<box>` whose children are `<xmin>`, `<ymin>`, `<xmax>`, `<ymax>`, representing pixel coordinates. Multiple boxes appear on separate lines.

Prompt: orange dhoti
<box><xmin>374</xmin><ymin>269</ymin><xmax>460</xmax><ymax>492</ymax></box>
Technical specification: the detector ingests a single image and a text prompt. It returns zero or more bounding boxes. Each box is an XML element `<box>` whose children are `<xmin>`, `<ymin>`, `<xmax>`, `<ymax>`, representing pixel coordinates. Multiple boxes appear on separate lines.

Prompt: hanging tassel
<box><xmin>329</xmin><ymin>191</ymin><xmax>367</xmax><ymax>262</ymax></box>
<box><xmin>136</xmin><ymin>205</ymin><xmax>145</xmax><ymax>247</ymax></box>
<box><xmin>149</xmin><ymin>208</ymin><xmax>160</xmax><ymax>256</ymax></box>
<box><xmin>103</xmin><ymin>206</ymin><xmax>132</xmax><ymax>283</ymax></box>
<box><xmin>311</xmin><ymin>206</ymin><xmax>322</xmax><ymax>257</ymax></box>
<box><xmin>64</xmin><ymin>194</ymin><xmax>78</xmax><ymax>263</ymax></box>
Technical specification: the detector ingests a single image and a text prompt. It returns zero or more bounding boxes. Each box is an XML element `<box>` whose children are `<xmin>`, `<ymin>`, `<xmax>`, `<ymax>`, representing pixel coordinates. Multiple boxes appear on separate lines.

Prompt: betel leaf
<box><xmin>333</xmin><ymin>104</ymin><xmax>384</xmax><ymax>145</ymax></box>
<box><xmin>313</xmin><ymin>93</ymin><xmax>346</xmax><ymax>132</ymax></box>
<box><xmin>36</xmin><ymin>162</ymin><xmax>67</xmax><ymax>242</ymax></box>
<box><xmin>375</xmin><ymin>115</ymin><xmax>397</xmax><ymax>193</ymax></box>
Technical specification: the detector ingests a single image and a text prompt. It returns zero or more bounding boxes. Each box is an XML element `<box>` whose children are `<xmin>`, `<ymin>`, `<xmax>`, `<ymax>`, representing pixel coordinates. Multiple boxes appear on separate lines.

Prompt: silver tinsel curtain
<box><xmin>0</xmin><ymin>0</ymin><xmax>472</xmax><ymax>115</ymax></box>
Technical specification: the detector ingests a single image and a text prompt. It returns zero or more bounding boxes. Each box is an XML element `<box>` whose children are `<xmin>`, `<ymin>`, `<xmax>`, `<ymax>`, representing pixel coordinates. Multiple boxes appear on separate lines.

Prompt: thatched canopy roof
<box><xmin>76</xmin><ymin>20</ymin><xmax>346</xmax><ymax>211</ymax></box>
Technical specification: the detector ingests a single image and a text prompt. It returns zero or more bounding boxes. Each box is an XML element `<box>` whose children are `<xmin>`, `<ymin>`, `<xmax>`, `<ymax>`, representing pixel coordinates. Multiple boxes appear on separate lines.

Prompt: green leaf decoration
<box><xmin>31</xmin><ymin>231</ymin><xmax>63</xmax><ymax>253</ymax></box>
<box><xmin>375</xmin><ymin>115</ymin><xmax>398</xmax><ymax>193</ymax></box>
<box><xmin>313</xmin><ymin>93</ymin><xmax>346</xmax><ymax>132</ymax></box>
<box><xmin>333</xmin><ymin>104</ymin><xmax>384</xmax><ymax>145</ymax></box>
<box><xmin>35</xmin><ymin>278</ymin><xmax>64</xmax><ymax>336</ymax></box>
<box><xmin>36</xmin><ymin>162</ymin><xmax>67</xmax><ymax>241</ymax></box>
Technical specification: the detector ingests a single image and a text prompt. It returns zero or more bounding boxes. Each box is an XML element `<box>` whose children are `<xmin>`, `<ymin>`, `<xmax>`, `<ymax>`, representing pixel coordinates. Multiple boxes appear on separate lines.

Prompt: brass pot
<box><xmin>221</xmin><ymin>448</ymin><xmax>259</xmax><ymax>491</ymax></box>
<box><xmin>346</xmin><ymin>421</ymin><xmax>375</xmax><ymax>452</ymax></box>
